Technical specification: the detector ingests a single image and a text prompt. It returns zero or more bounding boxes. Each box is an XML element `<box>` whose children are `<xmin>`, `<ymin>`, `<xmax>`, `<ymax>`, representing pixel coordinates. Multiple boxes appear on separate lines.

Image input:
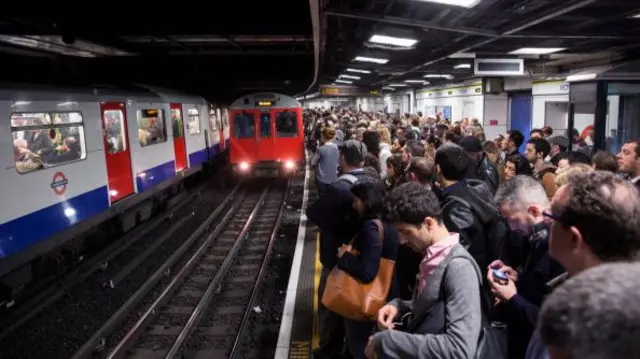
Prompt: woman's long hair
<box><xmin>351</xmin><ymin>180</ymin><xmax>386</xmax><ymax>219</ymax></box>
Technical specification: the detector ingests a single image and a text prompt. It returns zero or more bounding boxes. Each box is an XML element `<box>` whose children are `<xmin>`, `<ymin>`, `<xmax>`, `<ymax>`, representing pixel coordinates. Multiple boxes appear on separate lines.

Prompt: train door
<box><xmin>170</xmin><ymin>103</ymin><xmax>188</xmax><ymax>172</ymax></box>
<box><xmin>230</xmin><ymin>110</ymin><xmax>258</xmax><ymax>163</ymax></box>
<box><xmin>257</xmin><ymin>111</ymin><xmax>276</xmax><ymax>161</ymax></box>
<box><xmin>100</xmin><ymin>102</ymin><xmax>134</xmax><ymax>203</ymax></box>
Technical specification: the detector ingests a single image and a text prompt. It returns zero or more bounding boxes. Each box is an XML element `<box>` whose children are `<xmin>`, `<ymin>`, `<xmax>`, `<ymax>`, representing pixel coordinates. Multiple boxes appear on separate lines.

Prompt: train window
<box><xmin>187</xmin><ymin>108</ymin><xmax>200</xmax><ymax>135</ymax></box>
<box><xmin>275</xmin><ymin>111</ymin><xmax>298</xmax><ymax>138</ymax></box>
<box><xmin>11</xmin><ymin>112</ymin><xmax>87</xmax><ymax>174</ymax></box>
<box><xmin>103</xmin><ymin>109</ymin><xmax>127</xmax><ymax>154</ymax></box>
<box><xmin>138</xmin><ymin>109</ymin><xmax>167</xmax><ymax>147</ymax></box>
<box><xmin>170</xmin><ymin>108</ymin><xmax>184</xmax><ymax>139</ymax></box>
<box><xmin>234</xmin><ymin>113</ymin><xmax>255</xmax><ymax>139</ymax></box>
<box><xmin>209</xmin><ymin>110</ymin><xmax>218</xmax><ymax>131</ymax></box>
<box><xmin>260</xmin><ymin>112</ymin><xmax>271</xmax><ymax>138</ymax></box>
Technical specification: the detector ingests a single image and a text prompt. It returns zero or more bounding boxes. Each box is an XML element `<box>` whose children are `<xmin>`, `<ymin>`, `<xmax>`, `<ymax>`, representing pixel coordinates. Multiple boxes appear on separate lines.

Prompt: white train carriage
<box><xmin>0</xmin><ymin>83</ymin><xmax>228</xmax><ymax>281</ymax></box>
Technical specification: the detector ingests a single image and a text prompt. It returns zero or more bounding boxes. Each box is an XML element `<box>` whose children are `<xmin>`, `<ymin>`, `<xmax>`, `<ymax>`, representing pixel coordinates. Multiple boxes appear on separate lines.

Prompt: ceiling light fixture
<box><xmin>424</xmin><ymin>74</ymin><xmax>454</xmax><ymax>80</ymax></box>
<box><xmin>413</xmin><ymin>0</ymin><xmax>482</xmax><ymax>9</ymax></box>
<box><xmin>630</xmin><ymin>13</ymin><xmax>640</xmax><ymax>19</ymax></box>
<box><xmin>346</xmin><ymin>68</ymin><xmax>371</xmax><ymax>74</ymax></box>
<box><xmin>405</xmin><ymin>80</ymin><xmax>426</xmax><ymax>84</ymax></box>
<box><xmin>335</xmin><ymin>79</ymin><xmax>353</xmax><ymax>84</ymax></box>
<box><xmin>339</xmin><ymin>74</ymin><xmax>361</xmax><ymax>80</ymax></box>
<box><xmin>389</xmin><ymin>83</ymin><xmax>408</xmax><ymax>87</ymax></box>
<box><xmin>509</xmin><ymin>47</ymin><xmax>566</xmax><ymax>55</ymax></box>
<box><xmin>566</xmin><ymin>73</ymin><xmax>597</xmax><ymax>82</ymax></box>
<box><xmin>354</xmin><ymin>56</ymin><xmax>389</xmax><ymax>64</ymax></box>
<box><xmin>369</xmin><ymin>34</ymin><xmax>418</xmax><ymax>48</ymax></box>
<box><xmin>454</xmin><ymin>64</ymin><xmax>471</xmax><ymax>69</ymax></box>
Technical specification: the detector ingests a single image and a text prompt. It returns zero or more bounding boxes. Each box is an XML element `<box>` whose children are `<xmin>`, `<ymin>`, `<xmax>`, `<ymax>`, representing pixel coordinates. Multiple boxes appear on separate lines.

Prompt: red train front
<box><xmin>229</xmin><ymin>92</ymin><xmax>304</xmax><ymax>176</ymax></box>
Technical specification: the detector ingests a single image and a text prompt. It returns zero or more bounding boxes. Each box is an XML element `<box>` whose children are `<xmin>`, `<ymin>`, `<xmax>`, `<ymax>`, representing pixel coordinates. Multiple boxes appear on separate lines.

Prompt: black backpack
<box><xmin>446</xmin><ymin>188</ymin><xmax>509</xmax><ymax>264</ymax></box>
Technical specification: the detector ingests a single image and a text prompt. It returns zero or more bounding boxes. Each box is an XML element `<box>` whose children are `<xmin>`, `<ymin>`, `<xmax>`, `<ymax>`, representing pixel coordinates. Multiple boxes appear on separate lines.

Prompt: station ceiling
<box><xmin>0</xmin><ymin>2</ymin><xmax>315</xmax><ymax>102</ymax></box>
<box><xmin>319</xmin><ymin>0</ymin><xmax>640</xmax><ymax>89</ymax></box>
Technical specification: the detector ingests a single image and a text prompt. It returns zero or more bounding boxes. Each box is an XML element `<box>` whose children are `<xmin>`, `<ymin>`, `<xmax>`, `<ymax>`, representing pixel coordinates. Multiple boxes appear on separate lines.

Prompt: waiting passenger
<box><xmin>460</xmin><ymin>135</ymin><xmax>500</xmax><ymax>194</ymax></box>
<box><xmin>307</xmin><ymin>139</ymin><xmax>372</xmax><ymax>359</ymax></box>
<box><xmin>311</xmin><ymin>127</ymin><xmax>339</xmax><ymax>197</ymax></box>
<box><xmin>405</xmin><ymin>157</ymin><xmax>434</xmax><ymax>189</ymax></box>
<box><xmin>336</xmin><ymin>181</ymin><xmax>399</xmax><ymax>359</ymax></box>
<box><xmin>525</xmin><ymin>171</ymin><xmax>640</xmax><ymax>359</ymax></box>
<box><xmin>616</xmin><ymin>139</ymin><xmax>640</xmax><ymax>190</ymax></box>
<box><xmin>491</xmin><ymin>176</ymin><xmax>565</xmax><ymax>359</ymax></box>
<box><xmin>539</xmin><ymin>262</ymin><xmax>640</xmax><ymax>359</ymax></box>
<box><xmin>366</xmin><ymin>182</ymin><xmax>482</xmax><ymax>359</ymax></box>
<box><xmin>376</xmin><ymin>127</ymin><xmax>393</xmax><ymax>179</ymax></box>
<box><xmin>505</xmin><ymin>154</ymin><xmax>533</xmax><ymax>180</ymax></box>
<box><xmin>590</xmin><ymin>150</ymin><xmax>617</xmax><ymax>173</ymax></box>
<box><xmin>554</xmin><ymin>163</ymin><xmax>593</xmax><ymax>188</ymax></box>
<box><xmin>525</xmin><ymin>138</ymin><xmax>557</xmax><ymax>200</ymax></box>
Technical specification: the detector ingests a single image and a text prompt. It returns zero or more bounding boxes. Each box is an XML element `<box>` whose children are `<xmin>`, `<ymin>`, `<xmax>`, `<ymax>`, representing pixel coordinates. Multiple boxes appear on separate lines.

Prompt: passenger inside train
<box><xmin>11</xmin><ymin>112</ymin><xmax>85</xmax><ymax>173</ymax></box>
<box><xmin>305</xmin><ymin>107</ymin><xmax>640</xmax><ymax>359</ymax></box>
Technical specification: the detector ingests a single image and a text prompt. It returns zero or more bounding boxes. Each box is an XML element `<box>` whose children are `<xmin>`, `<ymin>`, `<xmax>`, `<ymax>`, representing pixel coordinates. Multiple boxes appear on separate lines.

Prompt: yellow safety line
<box><xmin>312</xmin><ymin>232</ymin><xmax>321</xmax><ymax>350</ymax></box>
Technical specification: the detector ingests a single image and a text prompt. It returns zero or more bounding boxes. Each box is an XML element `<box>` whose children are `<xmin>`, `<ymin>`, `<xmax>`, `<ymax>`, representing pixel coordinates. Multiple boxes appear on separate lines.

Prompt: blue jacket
<box><xmin>307</xmin><ymin>169</ymin><xmax>371</xmax><ymax>268</ymax></box>
<box><xmin>337</xmin><ymin>220</ymin><xmax>400</xmax><ymax>300</ymax></box>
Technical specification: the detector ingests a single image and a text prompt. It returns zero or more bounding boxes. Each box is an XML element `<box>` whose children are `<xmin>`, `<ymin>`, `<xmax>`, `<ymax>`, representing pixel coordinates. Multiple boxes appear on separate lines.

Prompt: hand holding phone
<box><xmin>491</xmin><ymin>268</ymin><xmax>509</xmax><ymax>284</ymax></box>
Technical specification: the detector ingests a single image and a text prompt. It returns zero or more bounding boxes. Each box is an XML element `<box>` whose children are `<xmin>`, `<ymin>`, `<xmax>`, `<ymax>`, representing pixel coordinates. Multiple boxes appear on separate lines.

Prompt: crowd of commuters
<box><xmin>304</xmin><ymin>108</ymin><xmax>640</xmax><ymax>359</ymax></box>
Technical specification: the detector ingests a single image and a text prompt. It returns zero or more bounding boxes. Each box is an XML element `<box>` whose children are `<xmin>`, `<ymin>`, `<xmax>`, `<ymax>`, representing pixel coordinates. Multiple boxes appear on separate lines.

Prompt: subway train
<box><xmin>0</xmin><ymin>83</ymin><xmax>230</xmax><ymax>286</ymax></box>
<box><xmin>229</xmin><ymin>92</ymin><xmax>304</xmax><ymax>177</ymax></box>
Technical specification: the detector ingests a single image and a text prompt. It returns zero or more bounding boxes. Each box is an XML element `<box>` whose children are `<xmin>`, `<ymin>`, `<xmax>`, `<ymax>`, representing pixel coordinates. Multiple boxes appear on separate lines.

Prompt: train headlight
<box><xmin>284</xmin><ymin>160</ymin><xmax>295</xmax><ymax>170</ymax></box>
<box><xmin>239</xmin><ymin>162</ymin><xmax>250</xmax><ymax>171</ymax></box>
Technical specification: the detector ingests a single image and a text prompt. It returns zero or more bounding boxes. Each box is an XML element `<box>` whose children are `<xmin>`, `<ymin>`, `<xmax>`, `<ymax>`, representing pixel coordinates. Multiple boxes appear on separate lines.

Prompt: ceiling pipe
<box><xmin>378</xmin><ymin>0</ymin><xmax>599</xmax><ymax>84</ymax></box>
<box><xmin>297</xmin><ymin>0</ymin><xmax>321</xmax><ymax>96</ymax></box>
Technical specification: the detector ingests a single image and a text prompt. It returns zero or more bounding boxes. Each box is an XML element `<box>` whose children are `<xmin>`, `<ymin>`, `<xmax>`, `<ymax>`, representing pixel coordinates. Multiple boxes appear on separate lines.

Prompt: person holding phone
<box><xmin>490</xmin><ymin>176</ymin><xmax>565</xmax><ymax>359</ymax></box>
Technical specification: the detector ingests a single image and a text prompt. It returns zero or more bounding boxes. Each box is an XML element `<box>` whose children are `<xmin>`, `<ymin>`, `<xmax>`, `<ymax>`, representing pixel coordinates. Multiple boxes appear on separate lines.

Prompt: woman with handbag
<box><xmin>330</xmin><ymin>180</ymin><xmax>400</xmax><ymax>359</ymax></box>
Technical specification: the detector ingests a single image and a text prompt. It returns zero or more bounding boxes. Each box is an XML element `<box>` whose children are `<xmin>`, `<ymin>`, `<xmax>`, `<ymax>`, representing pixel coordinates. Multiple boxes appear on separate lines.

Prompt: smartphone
<box><xmin>491</xmin><ymin>268</ymin><xmax>509</xmax><ymax>282</ymax></box>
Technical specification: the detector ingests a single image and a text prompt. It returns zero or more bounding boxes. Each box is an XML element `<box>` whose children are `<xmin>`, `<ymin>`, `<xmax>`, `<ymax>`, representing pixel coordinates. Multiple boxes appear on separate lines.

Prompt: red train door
<box><xmin>257</xmin><ymin>111</ymin><xmax>276</xmax><ymax>161</ymax></box>
<box><xmin>100</xmin><ymin>102</ymin><xmax>134</xmax><ymax>203</ymax></box>
<box><xmin>272</xmin><ymin>108</ymin><xmax>303</xmax><ymax>162</ymax></box>
<box><xmin>170</xmin><ymin>103</ymin><xmax>188</xmax><ymax>172</ymax></box>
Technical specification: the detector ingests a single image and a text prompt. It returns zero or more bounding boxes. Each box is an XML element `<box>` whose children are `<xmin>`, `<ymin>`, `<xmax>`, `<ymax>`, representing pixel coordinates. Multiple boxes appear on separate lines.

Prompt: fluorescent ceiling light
<box><xmin>454</xmin><ymin>63</ymin><xmax>471</xmax><ymax>69</ymax></box>
<box><xmin>509</xmin><ymin>47</ymin><xmax>566</xmax><ymax>55</ymax></box>
<box><xmin>335</xmin><ymin>79</ymin><xmax>353</xmax><ymax>84</ymax></box>
<box><xmin>630</xmin><ymin>13</ymin><xmax>640</xmax><ymax>19</ymax></box>
<box><xmin>413</xmin><ymin>0</ymin><xmax>482</xmax><ymax>9</ymax></box>
<box><xmin>346</xmin><ymin>68</ymin><xmax>371</xmax><ymax>74</ymax></box>
<box><xmin>339</xmin><ymin>74</ymin><xmax>361</xmax><ymax>80</ymax></box>
<box><xmin>382</xmin><ymin>86</ymin><xmax>395</xmax><ymax>91</ymax></box>
<box><xmin>424</xmin><ymin>74</ymin><xmax>454</xmax><ymax>80</ymax></box>
<box><xmin>354</xmin><ymin>56</ymin><xmax>389</xmax><ymax>64</ymax></box>
<box><xmin>449</xmin><ymin>52</ymin><xmax>476</xmax><ymax>58</ymax></box>
<box><xmin>389</xmin><ymin>83</ymin><xmax>408</xmax><ymax>87</ymax></box>
<box><xmin>566</xmin><ymin>73</ymin><xmax>597</xmax><ymax>82</ymax></box>
<box><xmin>405</xmin><ymin>80</ymin><xmax>426</xmax><ymax>83</ymax></box>
<box><xmin>369</xmin><ymin>34</ymin><xmax>418</xmax><ymax>48</ymax></box>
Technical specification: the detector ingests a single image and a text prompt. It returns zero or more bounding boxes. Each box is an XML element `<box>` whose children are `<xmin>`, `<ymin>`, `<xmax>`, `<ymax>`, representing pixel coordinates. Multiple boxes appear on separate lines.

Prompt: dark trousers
<box><xmin>316</xmin><ymin>180</ymin><xmax>331</xmax><ymax>198</ymax></box>
<box><xmin>316</xmin><ymin>267</ymin><xmax>345</xmax><ymax>359</ymax></box>
<box><xmin>344</xmin><ymin>318</ymin><xmax>375</xmax><ymax>359</ymax></box>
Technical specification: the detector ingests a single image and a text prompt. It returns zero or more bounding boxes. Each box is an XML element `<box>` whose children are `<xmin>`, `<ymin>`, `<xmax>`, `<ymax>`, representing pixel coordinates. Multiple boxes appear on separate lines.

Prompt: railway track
<box><xmin>0</xmin><ymin>170</ymin><xmax>236</xmax><ymax>358</ymax></box>
<box><xmin>72</xmin><ymin>179</ymin><xmax>289</xmax><ymax>359</ymax></box>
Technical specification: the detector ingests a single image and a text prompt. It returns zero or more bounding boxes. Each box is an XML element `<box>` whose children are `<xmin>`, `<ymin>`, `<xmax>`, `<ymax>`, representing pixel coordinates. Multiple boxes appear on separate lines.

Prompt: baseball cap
<box><xmin>339</xmin><ymin>139</ymin><xmax>368</xmax><ymax>165</ymax></box>
<box><xmin>459</xmin><ymin>136</ymin><xmax>483</xmax><ymax>153</ymax></box>
<box><xmin>548</xmin><ymin>135</ymin><xmax>569</xmax><ymax>149</ymax></box>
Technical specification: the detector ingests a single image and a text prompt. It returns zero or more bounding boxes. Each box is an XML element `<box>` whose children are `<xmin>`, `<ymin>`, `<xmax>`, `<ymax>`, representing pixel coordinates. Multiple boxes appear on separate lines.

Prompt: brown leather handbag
<box><xmin>321</xmin><ymin>220</ymin><xmax>395</xmax><ymax>321</ymax></box>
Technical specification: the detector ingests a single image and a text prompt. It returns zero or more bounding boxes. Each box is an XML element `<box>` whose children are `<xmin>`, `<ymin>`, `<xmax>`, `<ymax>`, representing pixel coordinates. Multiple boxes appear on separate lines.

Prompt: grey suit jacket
<box><xmin>371</xmin><ymin>244</ymin><xmax>483</xmax><ymax>359</ymax></box>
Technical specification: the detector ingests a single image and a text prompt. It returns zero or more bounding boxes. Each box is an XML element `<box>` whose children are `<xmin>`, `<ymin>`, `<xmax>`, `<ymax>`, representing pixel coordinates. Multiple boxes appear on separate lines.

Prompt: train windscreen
<box><xmin>234</xmin><ymin>112</ymin><xmax>255</xmax><ymax>138</ymax></box>
<box><xmin>275</xmin><ymin>111</ymin><xmax>297</xmax><ymax>138</ymax></box>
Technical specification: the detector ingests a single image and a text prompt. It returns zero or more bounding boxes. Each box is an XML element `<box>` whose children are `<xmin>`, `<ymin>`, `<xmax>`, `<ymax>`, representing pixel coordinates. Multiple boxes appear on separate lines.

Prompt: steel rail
<box><xmin>70</xmin><ymin>181</ymin><xmax>242</xmax><ymax>359</ymax></box>
<box><xmin>229</xmin><ymin>178</ymin><xmax>291</xmax><ymax>358</ymax></box>
<box><xmin>164</xmin><ymin>185</ymin><xmax>272</xmax><ymax>359</ymax></box>
<box><xmin>0</xmin><ymin>172</ymin><xmax>223</xmax><ymax>343</ymax></box>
